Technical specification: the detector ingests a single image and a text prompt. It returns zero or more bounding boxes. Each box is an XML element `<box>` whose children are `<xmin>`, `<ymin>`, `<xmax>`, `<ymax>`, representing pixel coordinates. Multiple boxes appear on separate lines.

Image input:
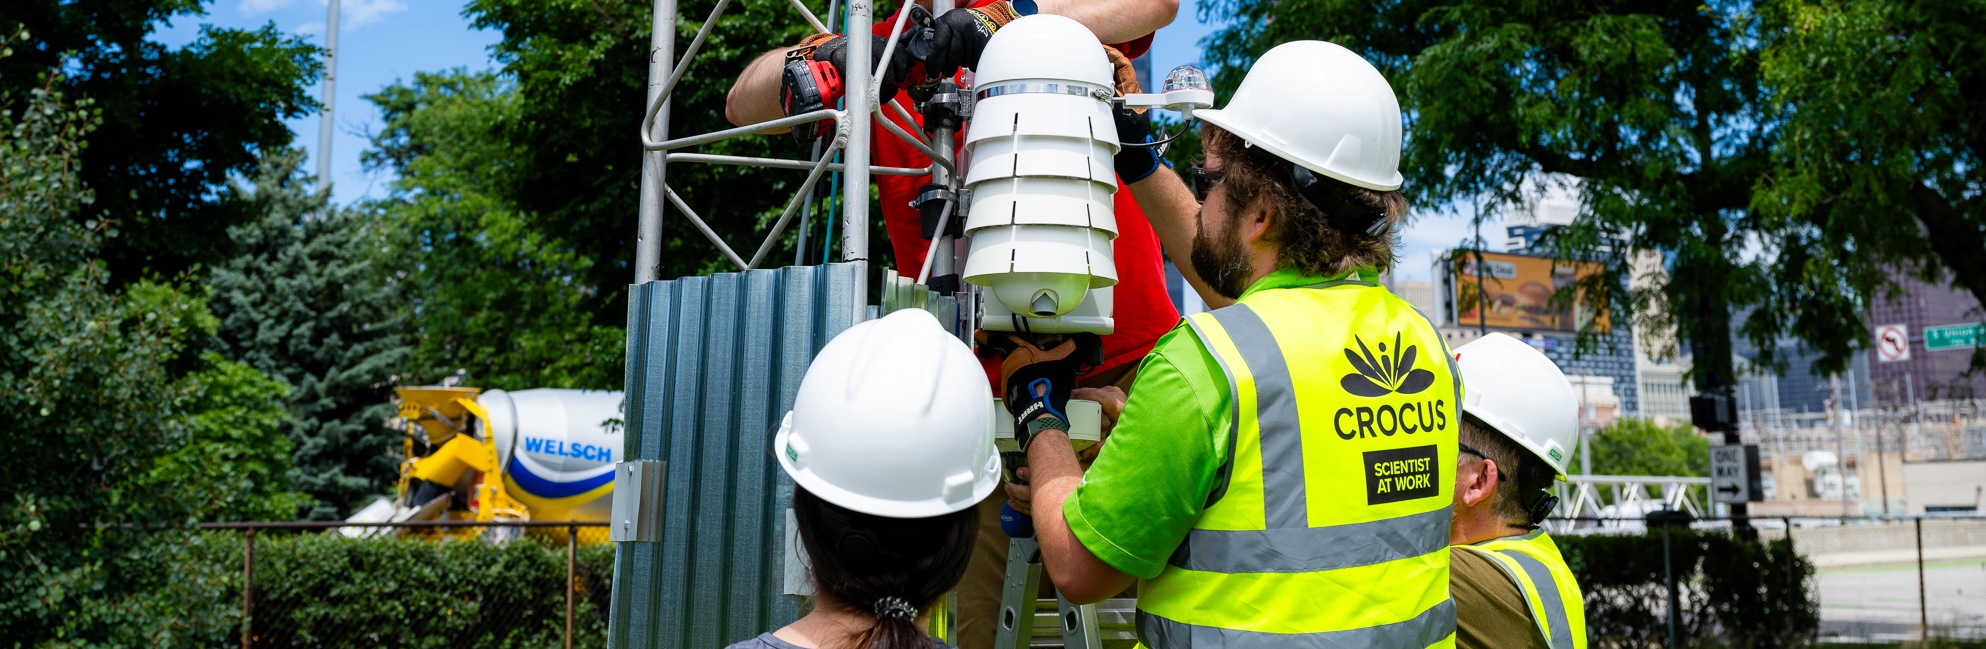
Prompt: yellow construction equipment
<box><xmin>343</xmin><ymin>386</ymin><xmax>623</xmax><ymax>543</ymax></box>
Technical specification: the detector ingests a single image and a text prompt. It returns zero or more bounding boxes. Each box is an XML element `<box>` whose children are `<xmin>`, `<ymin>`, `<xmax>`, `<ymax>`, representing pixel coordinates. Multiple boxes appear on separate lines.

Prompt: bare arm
<box><xmin>725</xmin><ymin>0</ymin><xmax>1175</xmax><ymax>130</ymax></box>
<box><xmin>1037</xmin><ymin>0</ymin><xmax>1178</xmax><ymax>45</ymax></box>
<box><xmin>726</xmin><ymin>47</ymin><xmax>800</xmax><ymax>131</ymax></box>
<box><xmin>1022</xmin><ymin>430</ymin><xmax>1138</xmax><ymax>604</ymax></box>
<box><xmin>1128</xmin><ymin>169</ymin><xmax>1235</xmax><ymax>310</ymax></box>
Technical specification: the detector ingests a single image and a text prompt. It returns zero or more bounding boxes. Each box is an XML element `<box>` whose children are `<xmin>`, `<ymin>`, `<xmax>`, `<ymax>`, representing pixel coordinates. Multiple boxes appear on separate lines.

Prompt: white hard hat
<box><xmin>1194</xmin><ymin>41</ymin><xmax>1404</xmax><ymax>191</ymax></box>
<box><xmin>775</xmin><ymin>309</ymin><xmax>1000</xmax><ymax>518</ymax></box>
<box><xmin>1453</xmin><ymin>333</ymin><xmax>1578</xmax><ymax>479</ymax></box>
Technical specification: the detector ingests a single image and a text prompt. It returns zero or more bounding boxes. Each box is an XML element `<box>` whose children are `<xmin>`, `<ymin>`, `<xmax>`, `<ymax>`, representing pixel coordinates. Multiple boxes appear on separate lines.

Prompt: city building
<box><xmin>1866</xmin><ymin>268</ymin><xmax>1986</xmax><ymax>403</ymax></box>
<box><xmin>1731</xmin><ymin>306</ymin><xmax>1876</xmax><ymax>416</ymax></box>
<box><xmin>1627</xmin><ymin>250</ymin><xmax>1692</xmax><ymax>424</ymax></box>
<box><xmin>1431</xmin><ymin>185</ymin><xmax>1643</xmax><ymax>419</ymax></box>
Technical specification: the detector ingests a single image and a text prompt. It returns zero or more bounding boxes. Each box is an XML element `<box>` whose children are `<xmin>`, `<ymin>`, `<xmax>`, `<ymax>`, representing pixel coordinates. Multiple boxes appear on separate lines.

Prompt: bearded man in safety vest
<box><xmin>1004</xmin><ymin>40</ymin><xmax>1460</xmax><ymax>648</ymax></box>
<box><xmin>1447</xmin><ymin>333</ymin><xmax>1588</xmax><ymax>649</ymax></box>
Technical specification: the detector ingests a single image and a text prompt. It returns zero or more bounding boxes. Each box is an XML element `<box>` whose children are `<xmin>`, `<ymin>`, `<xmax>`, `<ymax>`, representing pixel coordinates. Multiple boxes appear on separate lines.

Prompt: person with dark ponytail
<box><xmin>728</xmin><ymin>309</ymin><xmax>1002</xmax><ymax>649</ymax></box>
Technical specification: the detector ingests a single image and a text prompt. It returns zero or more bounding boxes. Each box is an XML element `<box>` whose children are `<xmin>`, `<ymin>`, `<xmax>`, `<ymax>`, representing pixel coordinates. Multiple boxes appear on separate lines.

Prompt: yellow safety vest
<box><xmin>1137</xmin><ymin>278</ymin><xmax>1461</xmax><ymax>648</ymax></box>
<box><xmin>1456</xmin><ymin>531</ymin><xmax>1587</xmax><ymax>649</ymax></box>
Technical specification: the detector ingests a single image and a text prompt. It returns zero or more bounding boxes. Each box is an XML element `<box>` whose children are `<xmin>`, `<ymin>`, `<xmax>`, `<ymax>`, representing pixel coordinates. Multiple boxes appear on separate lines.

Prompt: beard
<box><xmin>1190</xmin><ymin>207</ymin><xmax>1253</xmax><ymax>300</ymax></box>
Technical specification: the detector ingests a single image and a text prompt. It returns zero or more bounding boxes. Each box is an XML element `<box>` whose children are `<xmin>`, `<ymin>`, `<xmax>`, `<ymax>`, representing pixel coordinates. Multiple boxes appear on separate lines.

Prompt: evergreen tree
<box><xmin>208</xmin><ymin>152</ymin><xmax>409</xmax><ymax>520</ymax></box>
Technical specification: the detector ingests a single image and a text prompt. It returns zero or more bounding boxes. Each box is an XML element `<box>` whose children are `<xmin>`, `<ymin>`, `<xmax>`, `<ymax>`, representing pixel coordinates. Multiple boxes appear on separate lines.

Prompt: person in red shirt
<box><xmin>725</xmin><ymin>2</ymin><xmax>1176</xmax><ymax>646</ymax></box>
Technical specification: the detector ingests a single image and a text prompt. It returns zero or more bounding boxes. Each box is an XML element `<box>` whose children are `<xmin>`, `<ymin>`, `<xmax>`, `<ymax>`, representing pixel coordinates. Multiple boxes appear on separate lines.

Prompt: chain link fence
<box><xmin>1553</xmin><ymin>514</ymin><xmax>1986</xmax><ymax>647</ymax></box>
<box><xmin>158</xmin><ymin>516</ymin><xmax>1983</xmax><ymax>648</ymax></box>
<box><xmin>186</xmin><ymin>521</ymin><xmax>613</xmax><ymax>648</ymax></box>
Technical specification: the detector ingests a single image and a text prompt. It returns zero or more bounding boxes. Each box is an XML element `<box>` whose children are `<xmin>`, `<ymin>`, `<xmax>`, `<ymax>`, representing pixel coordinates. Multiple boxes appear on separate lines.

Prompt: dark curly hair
<box><xmin>1202</xmin><ymin>125</ymin><xmax>1407</xmax><ymax>276</ymax></box>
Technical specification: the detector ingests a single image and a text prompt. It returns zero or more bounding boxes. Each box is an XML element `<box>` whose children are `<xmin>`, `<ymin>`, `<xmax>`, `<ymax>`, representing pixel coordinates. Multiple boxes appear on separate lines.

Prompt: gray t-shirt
<box><xmin>723</xmin><ymin>631</ymin><xmax>957</xmax><ymax>649</ymax></box>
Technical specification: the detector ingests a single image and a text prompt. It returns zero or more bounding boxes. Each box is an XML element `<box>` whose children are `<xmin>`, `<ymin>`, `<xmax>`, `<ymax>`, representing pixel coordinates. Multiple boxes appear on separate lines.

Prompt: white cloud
<box><xmin>295</xmin><ymin>21</ymin><xmax>325</xmax><ymax>35</ymax></box>
<box><xmin>237</xmin><ymin>0</ymin><xmax>407</xmax><ymax>30</ymax></box>
<box><xmin>238</xmin><ymin>0</ymin><xmax>295</xmax><ymax>13</ymax></box>
<box><xmin>341</xmin><ymin>0</ymin><xmax>410</xmax><ymax>28</ymax></box>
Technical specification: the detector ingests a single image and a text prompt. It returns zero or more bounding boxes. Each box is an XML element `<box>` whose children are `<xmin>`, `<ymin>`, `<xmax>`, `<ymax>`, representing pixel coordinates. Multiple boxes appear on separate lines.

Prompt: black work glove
<box><xmin>923</xmin><ymin>1</ymin><xmax>1021</xmax><ymax>79</ymax></box>
<box><xmin>1003</xmin><ymin>359</ymin><xmax>1078</xmax><ymax>484</ymax></box>
<box><xmin>812</xmin><ymin>33</ymin><xmax>917</xmax><ymax>102</ymax></box>
<box><xmin>987</xmin><ymin>332</ymin><xmax>1096</xmax><ymax>484</ymax></box>
<box><xmin>1113</xmin><ymin>105</ymin><xmax>1166</xmax><ymax>184</ymax></box>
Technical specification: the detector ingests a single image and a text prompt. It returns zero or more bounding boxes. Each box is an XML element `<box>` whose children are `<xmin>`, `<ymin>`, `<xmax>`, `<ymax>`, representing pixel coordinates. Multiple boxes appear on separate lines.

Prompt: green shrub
<box><xmin>222</xmin><ymin>531</ymin><xmax>614</xmax><ymax>648</ymax></box>
<box><xmin>1558</xmin><ymin>529</ymin><xmax>1818</xmax><ymax>648</ymax></box>
<box><xmin>14</xmin><ymin>530</ymin><xmax>613</xmax><ymax>648</ymax></box>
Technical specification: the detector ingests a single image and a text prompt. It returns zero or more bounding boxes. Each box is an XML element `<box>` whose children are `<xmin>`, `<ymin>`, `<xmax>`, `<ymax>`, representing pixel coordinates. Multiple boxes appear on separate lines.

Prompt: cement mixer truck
<box><xmin>343</xmin><ymin>386</ymin><xmax>623</xmax><ymax>542</ymax></box>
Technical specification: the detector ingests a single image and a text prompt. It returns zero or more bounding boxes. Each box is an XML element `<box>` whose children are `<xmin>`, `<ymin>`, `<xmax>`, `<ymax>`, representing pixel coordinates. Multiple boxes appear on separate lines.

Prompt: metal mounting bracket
<box><xmin>610</xmin><ymin>460</ymin><xmax>667</xmax><ymax>542</ymax></box>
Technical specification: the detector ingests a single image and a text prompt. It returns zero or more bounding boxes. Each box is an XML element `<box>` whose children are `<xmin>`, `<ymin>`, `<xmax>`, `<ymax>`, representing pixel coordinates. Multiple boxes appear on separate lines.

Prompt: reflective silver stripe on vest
<box><xmin>1205</xmin><ymin>304</ymin><xmax>1307</xmax><ymax>529</ymax></box>
<box><xmin>1183</xmin><ymin>316</ymin><xmax>1242</xmax><ymax>507</ymax></box>
<box><xmin>1169</xmin><ymin>506</ymin><xmax>1452</xmax><ymax>573</ymax></box>
<box><xmin>1138</xmin><ymin>598</ymin><xmax>1456</xmax><ymax>649</ymax></box>
<box><xmin>1503</xmin><ymin>549</ymin><xmax>1575</xmax><ymax>649</ymax></box>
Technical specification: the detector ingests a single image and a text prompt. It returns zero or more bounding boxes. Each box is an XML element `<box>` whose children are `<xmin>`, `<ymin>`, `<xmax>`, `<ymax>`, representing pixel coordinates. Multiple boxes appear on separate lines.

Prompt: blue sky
<box><xmin>153</xmin><ymin>0</ymin><xmax>500</xmax><ymax>206</ymax></box>
<box><xmin>151</xmin><ymin>0</ymin><xmax>1487</xmax><ymax>280</ymax></box>
<box><xmin>1146</xmin><ymin>2</ymin><xmax>1498</xmax><ymax>281</ymax></box>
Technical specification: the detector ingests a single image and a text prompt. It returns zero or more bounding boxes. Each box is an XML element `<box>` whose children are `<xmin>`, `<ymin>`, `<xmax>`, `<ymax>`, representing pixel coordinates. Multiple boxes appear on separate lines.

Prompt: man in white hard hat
<box><xmin>1448</xmin><ymin>333</ymin><xmax>1588</xmax><ymax>649</ymax></box>
<box><xmin>1006</xmin><ymin>41</ymin><xmax>1461</xmax><ymax>648</ymax></box>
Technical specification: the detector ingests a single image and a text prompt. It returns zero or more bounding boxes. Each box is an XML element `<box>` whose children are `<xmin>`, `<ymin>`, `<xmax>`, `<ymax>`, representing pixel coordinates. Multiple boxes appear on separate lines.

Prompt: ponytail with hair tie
<box><xmin>792</xmin><ymin>486</ymin><xmax>977</xmax><ymax>649</ymax></box>
<box><xmin>872</xmin><ymin>596</ymin><xmax>917</xmax><ymax>621</ymax></box>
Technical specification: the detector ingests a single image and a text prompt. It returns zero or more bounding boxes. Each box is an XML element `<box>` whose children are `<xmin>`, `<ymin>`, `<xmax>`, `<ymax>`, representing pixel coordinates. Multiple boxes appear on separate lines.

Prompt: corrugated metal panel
<box><xmin>610</xmin><ymin>263</ymin><xmax>860</xmax><ymax>648</ymax></box>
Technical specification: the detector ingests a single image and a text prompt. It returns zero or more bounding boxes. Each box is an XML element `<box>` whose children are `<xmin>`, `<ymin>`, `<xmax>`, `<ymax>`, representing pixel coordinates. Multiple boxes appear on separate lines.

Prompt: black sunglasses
<box><xmin>1191</xmin><ymin>164</ymin><xmax>1224</xmax><ymax>202</ymax></box>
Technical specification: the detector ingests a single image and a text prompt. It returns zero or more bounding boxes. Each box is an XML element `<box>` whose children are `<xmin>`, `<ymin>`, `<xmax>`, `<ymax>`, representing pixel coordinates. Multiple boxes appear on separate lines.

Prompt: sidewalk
<box><xmin>1809</xmin><ymin>545</ymin><xmax>1986</xmax><ymax>569</ymax></box>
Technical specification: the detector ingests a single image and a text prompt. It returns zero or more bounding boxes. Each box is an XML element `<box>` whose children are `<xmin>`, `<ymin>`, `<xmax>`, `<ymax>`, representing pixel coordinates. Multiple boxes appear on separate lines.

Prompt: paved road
<box><xmin>1818</xmin><ymin>558</ymin><xmax>1986</xmax><ymax>641</ymax></box>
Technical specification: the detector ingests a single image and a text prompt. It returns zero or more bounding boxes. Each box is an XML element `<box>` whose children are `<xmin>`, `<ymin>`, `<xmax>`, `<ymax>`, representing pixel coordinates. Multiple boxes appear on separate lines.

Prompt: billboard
<box><xmin>1451</xmin><ymin>251</ymin><xmax>1608</xmax><ymax>332</ymax></box>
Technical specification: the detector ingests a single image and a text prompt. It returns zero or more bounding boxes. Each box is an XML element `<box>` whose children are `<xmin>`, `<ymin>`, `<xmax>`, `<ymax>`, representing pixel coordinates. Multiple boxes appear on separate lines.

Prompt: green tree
<box><xmin>1199</xmin><ymin>1</ymin><xmax>1877</xmax><ymax>397</ymax></box>
<box><xmin>1759</xmin><ymin>0</ymin><xmax>1986</xmax><ymax>357</ymax></box>
<box><xmin>143</xmin><ymin>354</ymin><xmax>312</xmax><ymax>522</ymax></box>
<box><xmin>0</xmin><ymin>69</ymin><xmax>231</xmax><ymax>643</ymax></box>
<box><xmin>207</xmin><ymin>152</ymin><xmax>409</xmax><ymax>520</ymax></box>
<box><xmin>363</xmin><ymin>70</ymin><xmax>625</xmax><ymax>389</ymax></box>
<box><xmin>1572</xmin><ymin>418</ymin><xmax>1711</xmax><ymax>478</ymax></box>
<box><xmin>465</xmin><ymin>0</ymin><xmax>858</xmax><ymax>312</ymax></box>
<box><xmin>0</xmin><ymin>3</ymin><xmax>322</xmax><ymax>283</ymax></box>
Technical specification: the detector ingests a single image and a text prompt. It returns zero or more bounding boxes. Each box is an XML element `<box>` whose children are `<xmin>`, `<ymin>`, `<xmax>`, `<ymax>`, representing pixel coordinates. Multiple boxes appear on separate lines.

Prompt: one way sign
<box><xmin>1710</xmin><ymin>444</ymin><xmax>1763</xmax><ymax>504</ymax></box>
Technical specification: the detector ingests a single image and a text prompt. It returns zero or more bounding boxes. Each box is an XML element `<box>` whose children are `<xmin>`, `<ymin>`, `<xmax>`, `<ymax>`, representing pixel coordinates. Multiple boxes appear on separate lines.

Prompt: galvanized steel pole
<box><xmin>927</xmin><ymin>0</ymin><xmax>956</xmax><ymax>290</ymax></box>
<box><xmin>635</xmin><ymin>0</ymin><xmax>678</xmax><ymax>284</ymax></box>
<box><xmin>842</xmin><ymin>0</ymin><xmax>872</xmax><ymax>320</ymax></box>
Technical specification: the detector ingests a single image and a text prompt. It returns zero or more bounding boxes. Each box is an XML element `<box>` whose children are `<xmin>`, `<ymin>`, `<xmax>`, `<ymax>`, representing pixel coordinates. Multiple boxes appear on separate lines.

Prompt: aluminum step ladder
<box><xmin>996</xmin><ymin>537</ymin><xmax>1101</xmax><ymax>649</ymax></box>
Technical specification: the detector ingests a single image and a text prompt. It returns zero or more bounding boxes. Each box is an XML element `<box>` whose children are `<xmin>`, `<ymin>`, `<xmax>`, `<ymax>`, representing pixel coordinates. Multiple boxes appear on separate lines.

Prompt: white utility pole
<box><xmin>316</xmin><ymin>0</ymin><xmax>341</xmax><ymax>191</ymax></box>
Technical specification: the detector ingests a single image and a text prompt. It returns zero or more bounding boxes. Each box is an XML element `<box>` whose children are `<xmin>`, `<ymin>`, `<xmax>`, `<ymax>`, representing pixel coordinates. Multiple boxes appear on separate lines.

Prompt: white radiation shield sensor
<box><xmin>960</xmin><ymin>14</ymin><xmax>1119</xmax><ymax>335</ymax></box>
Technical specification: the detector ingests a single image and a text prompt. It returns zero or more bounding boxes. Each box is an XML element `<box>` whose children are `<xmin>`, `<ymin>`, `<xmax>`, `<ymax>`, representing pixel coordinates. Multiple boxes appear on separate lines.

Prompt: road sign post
<box><xmin>1924</xmin><ymin>323</ymin><xmax>1984</xmax><ymax>352</ymax></box>
<box><xmin>1710</xmin><ymin>444</ymin><xmax>1762</xmax><ymax>506</ymax></box>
